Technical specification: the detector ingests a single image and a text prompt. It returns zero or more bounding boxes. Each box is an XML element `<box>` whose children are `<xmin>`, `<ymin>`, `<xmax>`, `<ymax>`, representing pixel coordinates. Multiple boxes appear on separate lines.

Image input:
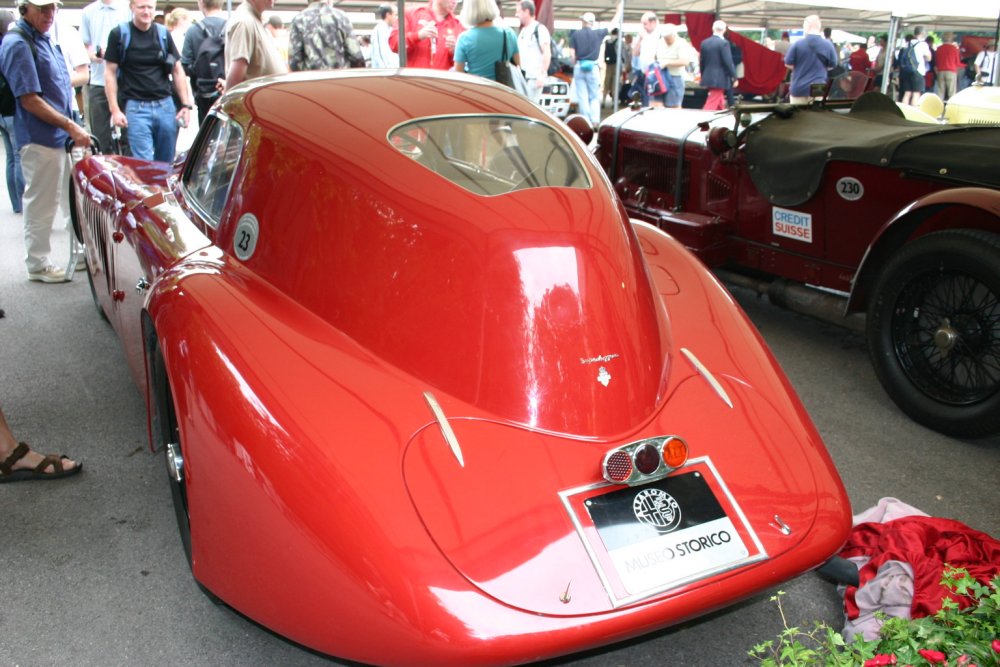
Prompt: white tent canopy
<box><xmin>551</xmin><ymin>0</ymin><xmax>1000</xmax><ymax>33</ymax></box>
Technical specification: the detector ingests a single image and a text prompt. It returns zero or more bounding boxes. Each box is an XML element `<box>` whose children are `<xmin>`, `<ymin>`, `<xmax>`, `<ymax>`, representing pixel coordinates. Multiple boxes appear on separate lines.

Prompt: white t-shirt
<box><xmin>517</xmin><ymin>20</ymin><xmax>550</xmax><ymax>81</ymax></box>
<box><xmin>976</xmin><ymin>49</ymin><xmax>997</xmax><ymax>84</ymax></box>
<box><xmin>636</xmin><ymin>25</ymin><xmax>660</xmax><ymax>71</ymax></box>
<box><xmin>913</xmin><ymin>39</ymin><xmax>931</xmax><ymax>76</ymax></box>
<box><xmin>370</xmin><ymin>20</ymin><xmax>399</xmax><ymax>68</ymax></box>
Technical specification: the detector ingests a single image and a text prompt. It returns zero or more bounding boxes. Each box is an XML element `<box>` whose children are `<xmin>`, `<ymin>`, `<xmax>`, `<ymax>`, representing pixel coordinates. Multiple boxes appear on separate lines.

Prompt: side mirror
<box><xmin>564</xmin><ymin>114</ymin><xmax>594</xmax><ymax>145</ymax></box>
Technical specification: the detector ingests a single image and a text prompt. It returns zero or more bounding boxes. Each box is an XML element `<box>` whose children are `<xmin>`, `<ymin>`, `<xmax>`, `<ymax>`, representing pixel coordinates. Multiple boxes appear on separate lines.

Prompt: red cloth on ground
<box><xmin>726</xmin><ymin>31</ymin><xmax>785</xmax><ymax>96</ymax></box>
<box><xmin>840</xmin><ymin>516</ymin><xmax>1000</xmax><ymax>620</ymax></box>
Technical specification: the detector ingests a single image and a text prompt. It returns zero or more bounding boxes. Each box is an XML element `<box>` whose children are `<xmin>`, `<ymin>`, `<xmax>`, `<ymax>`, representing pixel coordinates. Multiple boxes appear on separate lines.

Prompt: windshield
<box><xmin>388</xmin><ymin>115</ymin><xmax>591</xmax><ymax>196</ymax></box>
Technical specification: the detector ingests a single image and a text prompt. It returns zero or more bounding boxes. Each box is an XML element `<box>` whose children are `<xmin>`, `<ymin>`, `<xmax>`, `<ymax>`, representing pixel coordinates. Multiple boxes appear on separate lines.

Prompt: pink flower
<box><xmin>864</xmin><ymin>655</ymin><xmax>898</xmax><ymax>666</ymax></box>
<box><xmin>918</xmin><ymin>648</ymin><xmax>947</xmax><ymax>664</ymax></box>
<box><xmin>992</xmin><ymin>638</ymin><xmax>1000</xmax><ymax>653</ymax></box>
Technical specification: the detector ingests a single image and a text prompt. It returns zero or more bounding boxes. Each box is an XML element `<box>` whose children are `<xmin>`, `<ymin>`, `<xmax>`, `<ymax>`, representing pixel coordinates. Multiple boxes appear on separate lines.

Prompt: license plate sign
<box><xmin>585</xmin><ymin>471</ymin><xmax>751</xmax><ymax>595</ymax></box>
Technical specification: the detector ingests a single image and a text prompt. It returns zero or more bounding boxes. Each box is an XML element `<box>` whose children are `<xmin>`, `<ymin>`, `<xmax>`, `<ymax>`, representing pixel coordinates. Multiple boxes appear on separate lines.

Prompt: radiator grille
<box><xmin>707</xmin><ymin>173</ymin><xmax>732</xmax><ymax>201</ymax></box>
<box><xmin>621</xmin><ymin>148</ymin><xmax>677</xmax><ymax>193</ymax></box>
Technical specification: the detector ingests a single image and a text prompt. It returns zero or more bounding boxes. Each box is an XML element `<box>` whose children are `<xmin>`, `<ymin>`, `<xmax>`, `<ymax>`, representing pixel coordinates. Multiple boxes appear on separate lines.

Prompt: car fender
<box><xmin>847</xmin><ymin>187</ymin><xmax>1000</xmax><ymax>314</ymax></box>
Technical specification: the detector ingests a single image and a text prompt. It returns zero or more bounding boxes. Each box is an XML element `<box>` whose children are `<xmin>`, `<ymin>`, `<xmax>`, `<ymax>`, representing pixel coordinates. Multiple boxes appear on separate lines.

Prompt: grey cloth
<box><xmin>840</xmin><ymin>559</ymin><xmax>916</xmax><ymax>641</ymax></box>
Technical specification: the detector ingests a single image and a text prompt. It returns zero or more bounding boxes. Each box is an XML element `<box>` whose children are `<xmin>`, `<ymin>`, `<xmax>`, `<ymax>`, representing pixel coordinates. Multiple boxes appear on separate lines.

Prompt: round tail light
<box><xmin>662</xmin><ymin>436</ymin><xmax>688</xmax><ymax>469</ymax></box>
<box><xmin>603</xmin><ymin>450</ymin><xmax>633</xmax><ymax>483</ymax></box>
<box><xmin>634</xmin><ymin>443</ymin><xmax>660</xmax><ymax>475</ymax></box>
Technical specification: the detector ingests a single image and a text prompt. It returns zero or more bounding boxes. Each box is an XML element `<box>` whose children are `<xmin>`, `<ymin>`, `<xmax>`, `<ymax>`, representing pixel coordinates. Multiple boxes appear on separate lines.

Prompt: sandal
<box><xmin>0</xmin><ymin>442</ymin><xmax>82</xmax><ymax>483</ymax></box>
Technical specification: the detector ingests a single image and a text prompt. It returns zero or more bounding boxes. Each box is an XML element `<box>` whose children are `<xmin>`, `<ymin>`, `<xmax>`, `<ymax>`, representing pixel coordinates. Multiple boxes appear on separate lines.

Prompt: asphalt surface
<box><xmin>1</xmin><ymin>161</ymin><xmax>998</xmax><ymax>666</ymax></box>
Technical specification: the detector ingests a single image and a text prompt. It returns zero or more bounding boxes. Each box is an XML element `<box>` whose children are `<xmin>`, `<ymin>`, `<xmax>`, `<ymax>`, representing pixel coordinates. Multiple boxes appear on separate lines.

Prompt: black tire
<box><xmin>867</xmin><ymin>229</ymin><xmax>1000</xmax><ymax>438</ymax></box>
<box><xmin>148</xmin><ymin>344</ymin><xmax>222</xmax><ymax>604</ymax></box>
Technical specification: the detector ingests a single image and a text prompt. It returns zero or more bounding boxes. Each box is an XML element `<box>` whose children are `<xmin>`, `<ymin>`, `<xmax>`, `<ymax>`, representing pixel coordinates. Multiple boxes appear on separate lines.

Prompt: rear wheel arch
<box><xmin>848</xmin><ymin>192</ymin><xmax>1000</xmax><ymax>314</ymax></box>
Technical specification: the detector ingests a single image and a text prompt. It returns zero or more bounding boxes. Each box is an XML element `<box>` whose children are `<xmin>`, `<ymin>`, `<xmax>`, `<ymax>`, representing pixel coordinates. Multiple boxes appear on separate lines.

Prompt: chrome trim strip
<box><xmin>680</xmin><ymin>347</ymin><xmax>734</xmax><ymax>409</ymax></box>
<box><xmin>422</xmin><ymin>391</ymin><xmax>464</xmax><ymax>467</ymax></box>
<box><xmin>560</xmin><ymin>455</ymin><xmax>768</xmax><ymax>609</ymax></box>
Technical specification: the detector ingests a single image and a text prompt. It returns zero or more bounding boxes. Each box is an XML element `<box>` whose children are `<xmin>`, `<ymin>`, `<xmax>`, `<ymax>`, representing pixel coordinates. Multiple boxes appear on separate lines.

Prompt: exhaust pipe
<box><xmin>717</xmin><ymin>269</ymin><xmax>866</xmax><ymax>333</ymax></box>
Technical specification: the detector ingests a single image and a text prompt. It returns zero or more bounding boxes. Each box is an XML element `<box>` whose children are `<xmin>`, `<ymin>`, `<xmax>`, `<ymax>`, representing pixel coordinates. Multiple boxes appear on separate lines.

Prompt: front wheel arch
<box><xmin>866</xmin><ymin>229</ymin><xmax>1000</xmax><ymax>438</ymax></box>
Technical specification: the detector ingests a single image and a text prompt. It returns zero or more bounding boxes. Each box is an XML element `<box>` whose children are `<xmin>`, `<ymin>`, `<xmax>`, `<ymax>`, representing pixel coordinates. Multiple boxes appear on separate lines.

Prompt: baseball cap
<box><xmin>581</xmin><ymin>11</ymin><xmax>595</xmax><ymax>24</ymax></box>
<box><xmin>18</xmin><ymin>0</ymin><xmax>63</xmax><ymax>6</ymax></box>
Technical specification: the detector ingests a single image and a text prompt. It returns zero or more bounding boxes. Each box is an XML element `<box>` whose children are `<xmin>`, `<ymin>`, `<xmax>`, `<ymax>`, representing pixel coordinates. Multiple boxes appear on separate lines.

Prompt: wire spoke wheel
<box><xmin>867</xmin><ymin>229</ymin><xmax>1000</xmax><ymax>437</ymax></box>
<box><xmin>891</xmin><ymin>271</ymin><xmax>1000</xmax><ymax>404</ymax></box>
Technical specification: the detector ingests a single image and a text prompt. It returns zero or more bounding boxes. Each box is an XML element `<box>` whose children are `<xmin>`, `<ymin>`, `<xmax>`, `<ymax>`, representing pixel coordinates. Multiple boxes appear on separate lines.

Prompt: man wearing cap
<box><xmin>0</xmin><ymin>0</ymin><xmax>92</xmax><ymax>283</ymax></box>
<box><xmin>104</xmin><ymin>0</ymin><xmax>193</xmax><ymax>162</ymax></box>
<box><xmin>570</xmin><ymin>12</ymin><xmax>608</xmax><ymax>125</ymax></box>
<box><xmin>934</xmin><ymin>33</ymin><xmax>961</xmax><ymax>101</ymax></box>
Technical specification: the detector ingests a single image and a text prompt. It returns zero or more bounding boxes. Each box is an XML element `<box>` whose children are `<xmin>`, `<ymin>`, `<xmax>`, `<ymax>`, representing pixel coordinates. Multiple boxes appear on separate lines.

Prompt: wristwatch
<box><xmin>182</xmin><ymin>103</ymin><xmax>194</xmax><ymax>110</ymax></box>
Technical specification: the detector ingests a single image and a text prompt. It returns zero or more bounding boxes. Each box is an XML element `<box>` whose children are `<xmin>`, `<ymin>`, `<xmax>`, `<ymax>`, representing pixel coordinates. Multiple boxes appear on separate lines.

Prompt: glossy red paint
<box><xmin>71</xmin><ymin>71</ymin><xmax>850</xmax><ymax>666</ymax></box>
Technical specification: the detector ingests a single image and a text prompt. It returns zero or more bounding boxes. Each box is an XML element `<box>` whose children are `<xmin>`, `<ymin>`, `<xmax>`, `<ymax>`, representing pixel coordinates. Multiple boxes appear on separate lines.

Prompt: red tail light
<box><xmin>601</xmin><ymin>436</ymin><xmax>689</xmax><ymax>486</ymax></box>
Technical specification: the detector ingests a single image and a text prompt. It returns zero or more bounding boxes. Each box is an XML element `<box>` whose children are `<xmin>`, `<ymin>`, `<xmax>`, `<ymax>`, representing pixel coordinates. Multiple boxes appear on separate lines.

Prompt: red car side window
<box><xmin>184</xmin><ymin>117</ymin><xmax>244</xmax><ymax>225</ymax></box>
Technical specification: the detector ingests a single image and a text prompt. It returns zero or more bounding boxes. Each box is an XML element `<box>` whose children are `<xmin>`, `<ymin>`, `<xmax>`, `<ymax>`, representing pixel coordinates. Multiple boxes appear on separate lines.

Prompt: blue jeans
<box><xmin>125</xmin><ymin>97</ymin><xmax>178</xmax><ymax>162</ymax></box>
<box><xmin>573</xmin><ymin>62</ymin><xmax>602</xmax><ymax>125</ymax></box>
<box><xmin>0</xmin><ymin>114</ymin><xmax>25</xmax><ymax>213</ymax></box>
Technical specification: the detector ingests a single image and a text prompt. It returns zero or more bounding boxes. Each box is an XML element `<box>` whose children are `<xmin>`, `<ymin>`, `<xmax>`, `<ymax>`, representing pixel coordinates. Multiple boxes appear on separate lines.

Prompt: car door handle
<box><xmin>135</xmin><ymin>277</ymin><xmax>150</xmax><ymax>295</ymax></box>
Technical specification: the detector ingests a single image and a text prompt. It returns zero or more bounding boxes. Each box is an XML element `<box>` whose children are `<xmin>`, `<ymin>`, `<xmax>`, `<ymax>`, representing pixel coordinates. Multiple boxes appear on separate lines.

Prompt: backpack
<box><xmin>191</xmin><ymin>20</ymin><xmax>226</xmax><ymax>98</ymax></box>
<box><xmin>118</xmin><ymin>21</ymin><xmax>172</xmax><ymax>67</ymax></box>
<box><xmin>0</xmin><ymin>26</ymin><xmax>37</xmax><ymax>117</ymax></box>
<box><xmin>603</xmin><ymin>37</ymin><xmax>618</xmax><ymax>65</ymax></box>
<box><xmin>533</xmin><ymin>24</ymin><xmax>559</xmax><ymax>77</ymax></box>
<box><xmin>899</xmin><ymin>42</ymin><xmax>920</xmax><ymax>73</ymax></box>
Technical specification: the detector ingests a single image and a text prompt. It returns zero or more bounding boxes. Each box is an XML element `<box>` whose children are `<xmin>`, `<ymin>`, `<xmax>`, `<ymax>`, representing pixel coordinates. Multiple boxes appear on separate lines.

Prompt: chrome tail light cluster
<box><xmin>601</xmin><ymin>436</ymin><xmax>689</xmax><ymax>486</ymax></box>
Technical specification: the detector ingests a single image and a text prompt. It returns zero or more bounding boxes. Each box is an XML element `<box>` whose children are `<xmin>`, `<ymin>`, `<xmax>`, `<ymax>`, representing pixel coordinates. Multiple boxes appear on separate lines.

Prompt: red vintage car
<box><xmin>596</xmin><ymin>90</ymin><xmax>1000</xmax><ymax>439</ymax></box>
<box><xmin>70</xmin><ymin>70</ymin><xmax>850</xmax><ymax>666</ymax></box>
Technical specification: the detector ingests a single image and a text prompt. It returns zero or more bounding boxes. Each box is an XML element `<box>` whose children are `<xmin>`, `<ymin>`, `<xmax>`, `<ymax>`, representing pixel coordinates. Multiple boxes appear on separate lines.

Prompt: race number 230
<box><xmin>836</xmin><ymin>177</ymin><xmax>864</xmax><ymax>201</ymax></box>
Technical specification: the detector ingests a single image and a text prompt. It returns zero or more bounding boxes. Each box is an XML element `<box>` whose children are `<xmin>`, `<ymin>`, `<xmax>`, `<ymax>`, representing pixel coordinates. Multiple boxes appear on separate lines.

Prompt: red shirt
<box><xmin>849</xmin><ymin>48</ymin><xmax>870</xmax><ymax>72</ymax></box>
<box><xmin>388</xmin><ymin>4</ymin><xmax>464</xmax><ymax>70</ymax></box>
<box><xmin>935</xmin><ymin>42</ymin><xmax>961</xmax><ymax>72</ymax></box>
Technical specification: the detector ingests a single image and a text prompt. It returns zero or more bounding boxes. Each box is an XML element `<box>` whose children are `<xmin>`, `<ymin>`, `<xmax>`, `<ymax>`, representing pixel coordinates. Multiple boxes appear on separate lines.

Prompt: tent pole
<box><xmin>397</xmin><ymin>0</ymin><xmax>407</xmax><ymax>67</ymax></box>
<box><xmin>613</xmin><ymin>0</ymin><xmax>625</xmax><ymax>114</ymax></box>
<box><xmin>881</xmin><ymin>14</ymin><xmax>901</xmax><ymax>96</ymax></box>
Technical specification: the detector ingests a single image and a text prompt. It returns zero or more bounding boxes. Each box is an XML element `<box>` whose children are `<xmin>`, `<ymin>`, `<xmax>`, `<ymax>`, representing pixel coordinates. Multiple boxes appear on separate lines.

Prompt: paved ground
<box><xmin>0</xmin><ymin>157</ymin><xmax>997</xmax><ymax>666</ymax></box>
